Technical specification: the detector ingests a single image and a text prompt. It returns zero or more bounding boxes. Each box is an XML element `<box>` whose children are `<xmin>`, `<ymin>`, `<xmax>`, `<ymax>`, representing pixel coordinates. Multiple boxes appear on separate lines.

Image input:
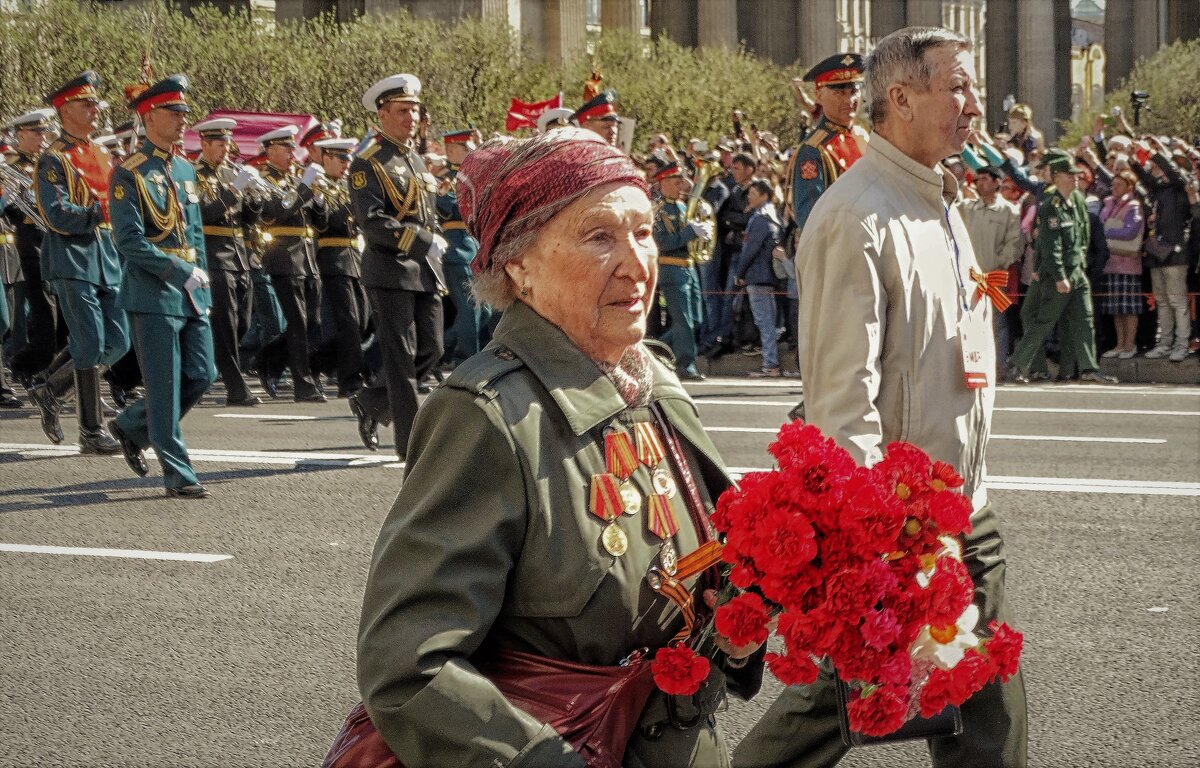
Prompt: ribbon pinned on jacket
<box><xmin>969</xmin><ymin>267</ymin><xmax>1013</xmax><ymax>312</ymax></box>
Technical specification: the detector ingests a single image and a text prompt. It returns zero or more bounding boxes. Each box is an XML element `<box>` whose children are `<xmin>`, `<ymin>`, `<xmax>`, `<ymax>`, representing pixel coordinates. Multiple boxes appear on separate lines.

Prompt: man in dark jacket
<box><xmin>730</xmin><ymin>179</ymin><xmax>783</xmax><ymax>376</ymax></box>
<box><xmin>1132</xmin><ymin>146</ymin><xmax>1193</xmax><ymax>361</ymax></box>
<box><xmin>699</xmin><ymin>153</ymin><xmax>754</xmax><ymax>357</ymax></box>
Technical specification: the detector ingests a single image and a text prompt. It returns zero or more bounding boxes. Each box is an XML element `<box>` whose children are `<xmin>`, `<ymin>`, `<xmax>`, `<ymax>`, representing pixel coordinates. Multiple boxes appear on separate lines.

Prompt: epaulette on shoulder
<box><xmin>803</xmin><ymin>129</ymin><xmax>829</xmax><ymax>148</ymax></box>
<box><xmin>444</xmin><ymin>344</ymin><xmax>526</xmax><ymax>396</ymax></box>
<box><xmin>123</xmin><ymin>152</ymin><xmax>147</xmax><ymax>171</ymax></box>
<box><xmin>358</xmin><ymin>140</ymin><xmax>381</xmax><ymax>160</ymax></box>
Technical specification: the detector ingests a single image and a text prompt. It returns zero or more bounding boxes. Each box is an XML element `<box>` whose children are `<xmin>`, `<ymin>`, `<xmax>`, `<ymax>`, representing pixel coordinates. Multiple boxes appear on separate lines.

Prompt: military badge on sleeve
<box><xmin>45</xmin><ymin>169</ymin><xmax>58</xmax><ymax>183</ymax></box>
<box><xmin>113</xmin><ymin>184</ymin><xmax>126</xmax><ymax>201</ymax></box>
<box><xmin>351</xmin><ymin>171</ymin><xmax>367</xmax><ymax>190</ymax></box>
<box><xmin>800</xmin><ymin>160</ymin><xmax>818</xmax><ymax>180</ymax></box>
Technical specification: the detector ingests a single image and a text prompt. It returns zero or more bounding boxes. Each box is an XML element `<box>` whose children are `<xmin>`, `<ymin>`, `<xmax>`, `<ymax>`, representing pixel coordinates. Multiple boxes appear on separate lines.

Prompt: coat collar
<box><xmin>868</xmin><ymin>132</ymin><xmax>959</xmax><ymax>208</ymax></box>
<box><xmin>493</xmin><ymin>301</ymin><xmax>693</xmax><ymax>436</ymax></box>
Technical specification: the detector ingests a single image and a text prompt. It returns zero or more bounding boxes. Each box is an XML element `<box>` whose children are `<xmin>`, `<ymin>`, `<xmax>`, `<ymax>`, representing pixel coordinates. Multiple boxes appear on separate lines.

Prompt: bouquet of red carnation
<box><xmin>712</xmin><ymin>421</ymin><xmax>1023</xmax><ymax>738</ymax></box>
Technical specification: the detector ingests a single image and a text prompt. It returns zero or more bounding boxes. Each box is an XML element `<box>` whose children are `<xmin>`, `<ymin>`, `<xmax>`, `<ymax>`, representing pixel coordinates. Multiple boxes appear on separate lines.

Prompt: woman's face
<box><xmin>1112</xmin><ymin>176</ymin><xmax>1130</xmax><ymax>198</ymax></box>
<box><xmin>507</xmin><ymin>182</ymin><xmax>657</xmax><ymax>365</ymax></box>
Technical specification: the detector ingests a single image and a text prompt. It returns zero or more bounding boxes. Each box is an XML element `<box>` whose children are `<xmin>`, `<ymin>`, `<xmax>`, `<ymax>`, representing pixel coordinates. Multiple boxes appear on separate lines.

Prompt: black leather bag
<box><xmin>835</xmin><ymin>677</ymin><xmax>963</xmax><ymax>747</ymax></box>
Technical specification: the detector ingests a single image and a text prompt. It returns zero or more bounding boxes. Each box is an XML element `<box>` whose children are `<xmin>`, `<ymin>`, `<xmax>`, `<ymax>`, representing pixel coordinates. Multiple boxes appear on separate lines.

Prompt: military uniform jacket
<box><xmin>315</xmin><ymin>179</ymin><xmax>362</xmax><ymax>278</ymax></box>
<box><xmin>194</xmin><ymin>159</ymin><xmax>261</xmax><ymax>272</ymax></box>
<box><xmin>34</xmin><ymin>134</ymin><xmax>121</xmax><ymax>286</ymax></box>
<box><xmin>435</xmin><ymin>165</ymin><xmax>478</xmax><ymax>267</ymax></box>
<box><xmin>0</xmin><ymin>199</ymin><xmax>19</xmax><ymax>285</ymax></box>
<box><xmin>1034</xmin><ymin>187</ymin><xmax>1090</xmax><ymax>284</ymax></box>
<box><xmin>652</xmin><ymin>199</ymin><xmax>698</xmax><ymax>264</ymax></box>
<box><xmin>348</xmin><ymin>132</ymin><xmax>444</xmax><ymax>293</ymax></box>
<box><xmin>109</xmin><ymin>140</ymin><xmax>211</xmax><ymax>317</ymax></box>
<box><xmin>258</xmin><ymin>164</ymin><xmax>326</xmax><ymax>277</ymax></box>
<box><xmin>358</xmin><ymin>302</ymin><xmax>764</xmax><ymax>768</ymax></box>
<box><xmin>5</xmin><ymin>152</ymin><xmax>43</xmax><ymax>270</ymax></box>
<box><xmin>784</xmin><ymin>116</ymin><xmax>864</xmax><ymax>233</ymax></box>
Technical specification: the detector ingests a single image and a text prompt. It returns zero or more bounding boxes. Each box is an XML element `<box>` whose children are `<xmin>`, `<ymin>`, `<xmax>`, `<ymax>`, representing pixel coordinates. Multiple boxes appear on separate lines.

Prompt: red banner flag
<box><xmin>505</xmin><ymin>93</ymin><xmax>564</xmax><ymax>132</ymax></box>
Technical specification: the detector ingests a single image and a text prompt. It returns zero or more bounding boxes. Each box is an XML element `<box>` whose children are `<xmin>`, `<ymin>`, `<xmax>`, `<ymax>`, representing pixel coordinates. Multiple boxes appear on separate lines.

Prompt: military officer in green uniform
<box><xmin>347</xmin><ymin>73</ymin><xmax>446</xmax><ymax>457</ymax></box>
<box><xmin>312</xmin><ymin>136</ymin><xmax>368</xmax><ymax>396</ymax></box>
<box><xmin>652</xmin><ymin>162</ymin><xmax>711</xmax><ymax>381</ymax></box>
<box><xmin>107</xmin><ymin>74</ymin><xmax>218</xmax><ymax>499</ymax></box>
<box><xmin>436</xmin><ymin>128</ymin><xmax>491</xmax><ymax>368</ymax></box>
<box><xmin>31</xmin><ymin>70</ymin><xmax>126</xmax><ymax>454</ymax></box>
<box><xmin>193</xmin><ymin>117</ymin><xmax>262</xmax><ymax>407</ymax></box>
<box><xmin>783</xmin><ymin>53</ymin><xmax>866</xmax><ymax>236</ymax></box>
<box><xmin>1009</xmin><ymin>149</ymin><xmax>1115</xmax><ymax>384</ymax></box>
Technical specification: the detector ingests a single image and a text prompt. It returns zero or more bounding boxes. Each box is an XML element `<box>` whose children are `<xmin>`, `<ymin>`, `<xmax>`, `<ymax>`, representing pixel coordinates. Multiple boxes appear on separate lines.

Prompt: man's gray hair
<box><xmin>864</xmin><ymin>26</ymin><xmax>971</xmax><ymax>126</ymax></box>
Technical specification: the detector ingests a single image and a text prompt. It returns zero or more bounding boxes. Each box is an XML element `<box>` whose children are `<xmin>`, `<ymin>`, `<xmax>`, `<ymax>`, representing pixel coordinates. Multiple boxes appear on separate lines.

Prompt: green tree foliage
<box><xmin>1059</xmin><ymin>37</ymin><xmax>1200</xmax><ymax>147</ymax></box>
<box><xmin>0</xmin><ymin>1</ymin><xmax>804</xmax><ymax>150</ymax></box>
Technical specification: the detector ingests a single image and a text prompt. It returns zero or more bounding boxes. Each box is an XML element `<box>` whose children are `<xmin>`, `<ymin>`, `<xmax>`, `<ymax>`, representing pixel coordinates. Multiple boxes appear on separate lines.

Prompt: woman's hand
<box><xmin>703</xmin><ymin>589</ymin><xmax>767</xmax><ymax>661</ymax></box>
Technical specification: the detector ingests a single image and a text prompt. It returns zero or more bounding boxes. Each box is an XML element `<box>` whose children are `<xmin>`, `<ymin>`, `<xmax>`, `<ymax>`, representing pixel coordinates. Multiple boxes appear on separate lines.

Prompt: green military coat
<box><xmin>358</xmin><ymin>301</ymin><xmax>763</xmax><ymax>768</ymax></box>
<box><xmin>1033</xmin><ymin>186</ymin><xmax>1090</xmax><ymax>285</ymax></box>
<box><xmin>109</xmin><ymin>140</ymin><xmax>211</xmax><ymax>317</ymax></box>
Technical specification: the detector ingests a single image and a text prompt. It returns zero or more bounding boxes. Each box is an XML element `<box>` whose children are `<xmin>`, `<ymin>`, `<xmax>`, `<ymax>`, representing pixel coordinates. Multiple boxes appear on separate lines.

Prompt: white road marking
<box><xmin>213</xmin><ymin>413</ymin><xmax>320</xmax><ymax>421</ymax></box>
<box><xmin>702</xmin><ymin>428</ymin><xmax>1164</xmax><ymax>444</ymax></box>
<box><xmin>687</xmin><ymin>377</ymin><xmax>1200</xmax><ymax>395</ymax></box>
<box><xmin>0</xmin><ymin>543</ymin><xmax>232</xmax><ymax>563</ymax></box>
<box><xmin>722</xmin><ymin>468</ymin><xmax>1200</xmax><ymax>497</ymax></box>
<box><xmin>692</xmin><ymin>400</ymin><xmax>1198</xmax><ymax>416</ymax></box>
<box><xmin>0</xmin><ymin>442</ymin><xmax>394</xmax><ymax>468</ymax></box>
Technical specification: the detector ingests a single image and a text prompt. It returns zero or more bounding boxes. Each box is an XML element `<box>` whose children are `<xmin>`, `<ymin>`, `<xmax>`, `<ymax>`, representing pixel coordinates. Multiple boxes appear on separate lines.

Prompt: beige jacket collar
<box><xmin>869</xmin><ymin>132</ymin><xmax>960</xmax><ymax>208</ymax></box>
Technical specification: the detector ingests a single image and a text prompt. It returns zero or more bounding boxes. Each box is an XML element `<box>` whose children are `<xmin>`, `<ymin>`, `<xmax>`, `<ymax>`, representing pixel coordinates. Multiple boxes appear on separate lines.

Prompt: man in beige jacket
<box><xmin>734</xmin><ymin>27</ymin><xmax>1028</xmax><ymax>768</ymax></box>
<box><xmin>961</xmin><ymin>166</ymin><xmax>1023</xmax><ymax>376</ymax></box>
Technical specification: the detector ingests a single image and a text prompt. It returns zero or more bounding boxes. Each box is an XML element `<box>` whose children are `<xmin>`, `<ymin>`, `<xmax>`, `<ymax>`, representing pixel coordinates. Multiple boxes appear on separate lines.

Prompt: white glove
<box><xmin>300</xmin><ymin>164</ymin><xmax>324</xmax><ymax>188</ymax></box>
<box><xmin>686</xmin><ymin>221</ymin><xmax>714</xmax><ymax>241</ymax></box>
<box><xmin>230</xmin><ymin>166</ymin><xmax>259</xmax><ymax>193</ymax></box>
<box><xmin>183</xmin><ymin>266</ymin><xmax>210</xmax><ymax>292</ymax></box>
<box><xmin>429</xmin><ymin>234</ymin><xmax>448</xmax><ymax>260</ymax></box>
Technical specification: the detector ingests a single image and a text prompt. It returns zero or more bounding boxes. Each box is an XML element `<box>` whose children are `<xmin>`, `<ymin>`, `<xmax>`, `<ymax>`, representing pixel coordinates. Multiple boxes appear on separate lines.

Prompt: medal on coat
<box><xmin>589</xmin><ymin>473</ymin><xmax>626</xmax><ymax>557</ymax></box>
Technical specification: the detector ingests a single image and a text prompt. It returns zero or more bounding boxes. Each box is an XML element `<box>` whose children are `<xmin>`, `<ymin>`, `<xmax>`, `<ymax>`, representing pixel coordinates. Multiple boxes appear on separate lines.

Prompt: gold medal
<box><xmin>659</xmin><ymin>539</ymin><xmax>678</xmax><ymax>576</ymax></box>
<box><xmin>601</xmin><ymin>523</ymin><xmax>628</xmax><ymax>557</ymax></box>
<box><xmin>652</xmin><ymin>467</ymin><xmax>677</xmax><ymax>498</ymax></box>
<box><xmin>619</xmin><ymin>481</ymin><xmax>642</xmax><ymax>515</ymax></box>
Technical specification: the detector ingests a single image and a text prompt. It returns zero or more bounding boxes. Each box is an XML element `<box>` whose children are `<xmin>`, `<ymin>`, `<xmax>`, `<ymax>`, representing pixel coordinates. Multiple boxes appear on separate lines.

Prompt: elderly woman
<box><xmin>1098</xmin><ymin>171</ymin><xmax>1145</xmax><ymax>358</ymax></box>
<box><xmin>350</xmin><ymin>128</ymin><xmax>764</xmax><ymax>768</ymax></box>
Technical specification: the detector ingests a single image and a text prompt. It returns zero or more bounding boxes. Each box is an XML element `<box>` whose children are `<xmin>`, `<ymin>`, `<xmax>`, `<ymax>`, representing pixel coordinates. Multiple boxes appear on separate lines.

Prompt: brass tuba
<box><xmin>685</xmin><ymin>160</ymin><xmax>719</xmax><ymax>264</ymax></box>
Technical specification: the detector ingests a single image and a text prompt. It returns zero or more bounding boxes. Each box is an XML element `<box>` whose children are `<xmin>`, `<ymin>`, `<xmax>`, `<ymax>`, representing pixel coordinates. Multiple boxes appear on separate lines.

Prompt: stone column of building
<box><xmin>600</xmin><ymin>0</ymin><xmax>641</xmax><ymax>31</ymax></box>
<box><xmin>697</xmin><ymin>0</ymin><xmax>737</xmax><ymax>49</ymax></box>
<box><xmin>1104</xmin><ymin>0</ymin><xmax>1138</xmax><ymax>88</ymax></box>
<box><xmin>739</xmin><ymin>0</ymin><xmax>798</xmax><ymax>65</ymax></box>
<box><xmin>794</xmin><ymin>0</ymin><xmax>839</xmax><ymax>67</ymax></box>
<box><xmin>872</xmin><ymin>0</ymin><xmax>907</xmax><ymax>38</ymax></box>
<box><xmin>906</xmin><ymin>0</ymin><xmax>944</xmax><ymax>27</ymax></box>
<box><xmin>1052</xmin><ymin>0</ymin><xmax>1072</xmax><ymax>140</ymax></box>
<box><xmin>542</xmin><ymin>0</ymin><xmax>587</xmax><ymax>68</ymax></box>
<box><xmin>482</xmin><ymin>0</ymin><xmax>521</xmax><ymax>27</ymax></box>
<box><xmin>1167</xmin><ymin>0</ymin><xmax>1200</xmax><ymax>42</ymax></box>
<box><xmin>1015</xmin><ymin>0</ymin><xmax>1061</xmax><ymax>143</ymax></box>
<box><xmin>650</xmin><ymin>0</ymin><xmax>698</xmax><ymax>46</ymax></box>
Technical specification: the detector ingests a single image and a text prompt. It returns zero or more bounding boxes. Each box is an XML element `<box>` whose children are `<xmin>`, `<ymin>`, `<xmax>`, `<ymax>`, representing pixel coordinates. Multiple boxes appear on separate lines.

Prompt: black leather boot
<box><xmin>76</xmin><ymin>367</ymin><xmax>120</xmax><ymax>454</ymax></box>
<box><xmin>27</xmin><ymin>359</ymin><xmax>74</xmax><ymax>444</ymax></box>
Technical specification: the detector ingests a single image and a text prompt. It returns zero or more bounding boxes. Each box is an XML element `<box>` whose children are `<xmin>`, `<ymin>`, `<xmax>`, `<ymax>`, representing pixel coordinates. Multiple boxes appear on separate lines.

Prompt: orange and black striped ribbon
<box><xmin>969</xmin><ymin>267</ymin><xmax>1014</xmax><ymax>312</ymax></box>
<box><xmin>588</xmin><ymin>473</ymin><xmax>623</xmax><ymax>522</ymax></box>
<box><xmin>604</xmin><ymin>430</ymin><xmax>638</xmax><ymax>480</ymax></box>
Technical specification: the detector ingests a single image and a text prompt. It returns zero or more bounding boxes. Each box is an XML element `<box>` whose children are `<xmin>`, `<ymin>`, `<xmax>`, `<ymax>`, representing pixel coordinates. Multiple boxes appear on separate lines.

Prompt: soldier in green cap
<box><xmin>107</xmin><ymin>74</ymin><xmax>218</xmax><ymax>499</ymax></box>
<box><xmin>1009</xmin><ymin>148</ymin><xmax>1116</xmax><ymax>384</ymax></box>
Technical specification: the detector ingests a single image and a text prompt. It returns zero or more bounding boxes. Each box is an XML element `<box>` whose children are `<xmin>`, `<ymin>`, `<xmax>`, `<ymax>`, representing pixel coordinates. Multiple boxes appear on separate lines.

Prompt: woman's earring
<box><xmin>520</xmin><ymin>285</ymin><xmax>530</xmax><ymax>297</ymax></box>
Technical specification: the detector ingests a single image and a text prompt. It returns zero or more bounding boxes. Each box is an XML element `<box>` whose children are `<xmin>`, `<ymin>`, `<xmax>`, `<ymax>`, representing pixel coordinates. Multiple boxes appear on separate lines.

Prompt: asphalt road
<box><xmin>2</xmin><ymin>377</ymin><xmax>1198</xmax><ymax>768</ymax></box>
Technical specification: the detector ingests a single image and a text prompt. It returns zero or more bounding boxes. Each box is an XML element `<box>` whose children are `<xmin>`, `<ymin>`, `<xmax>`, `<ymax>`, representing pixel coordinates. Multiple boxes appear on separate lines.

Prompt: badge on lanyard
<box><xmin>958</xmin><ymin>302</ymin><xmax>991</xmax><ymax>389</ymax></box>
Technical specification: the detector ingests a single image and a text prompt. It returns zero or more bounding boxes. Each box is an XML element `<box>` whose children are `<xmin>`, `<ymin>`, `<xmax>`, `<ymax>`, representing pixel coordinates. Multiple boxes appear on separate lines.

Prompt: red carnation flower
<box><xmin>652</xmin><ymin>644</ymin><xmax>710</xmax><ymax>696</ymax></box>
<box><xmin>925</xmin><ymin>557</ymin><xmax>974</xmax><ymax>628</ymax></box>
<box><xmin>847</xmin><ymin>684</ymin><xmax>909</xmax><ymax>737</ymax></box>
<box><xmin>861</xmin><ymin>607</ymin><xmax>903</xmax><ymax>650</ymax></box>
<box><xmin>748</xmin><ymin>507</ymin><xmax>818</xmax><ymax>575</ymax></box>
<box><xmin>716</xmin><ymin>592</ymin><xmax>772</xmax><ymax>648</ymax></box>
<box><xmin>927</xmin><ymin>490</ymin><xmax>973</xmax><ymax>536</ymax></box>
<box><xmin>983</xmin><ymin>621</ymin><xmax>1024</xmax><ymax>681</ymax></box>
<box><xmin>930</xmin><ymin>460</ymin><xmax>965</xmax><ymax>491</ymax></box>
<box><xmin>765</xmin><ymin>651</ymin><xmax>819</xmax><ymax>686</ymax></box>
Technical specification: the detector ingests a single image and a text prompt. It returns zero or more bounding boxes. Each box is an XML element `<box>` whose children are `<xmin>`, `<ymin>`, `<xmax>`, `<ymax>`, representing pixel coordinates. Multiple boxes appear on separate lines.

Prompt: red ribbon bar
<box><xmin>633</xmin><ymin>422</ymin><xmax>666</xmax><ymax>468</ymax></box>
<box><xmin>646</xmin><ymin>493</ymin><xmax>678</xmax><ymax>540</ymax></box>
<box><xmin>588</xmin><ymin>473</ymin><xmax>623</xmax><ymax>522</ymax></box>
<box><xmin>970</xmin><ymin>267</ymin><xmax>1014</xmax><ymax>312</ymax></box>
<box><xmin>604</xmin><ymin>430</ymin><xmax>638</xmax><ymax>480</ymax></box>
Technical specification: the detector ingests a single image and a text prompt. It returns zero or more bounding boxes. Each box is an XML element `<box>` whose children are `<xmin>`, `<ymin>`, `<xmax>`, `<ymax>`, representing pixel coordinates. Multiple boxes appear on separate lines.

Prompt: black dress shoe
<box><xmin>294</xmin><ymin>391</ymin><xmax>328</xmax><ymax>403</ymax></box>
<box><xmin>166</xmin><ymin>484</ymin><xmax>210</xmax><ymax>499</ymax></box>
<box><xmin>678</xmin><ymin>370</ymin><xmax>707</xmax><ymax>381</ymax></box>
<box><xmin>258</xmin><ymin>371</ymin><xmax>278</xmax><ymax>399</ymax></box>
<box><xmin>348</xmin><ymin>394</ymin><xmax>379</xmax><ymax>451</ymax></box>
<box><xmin>108</xmin><ymin>419</ymin><xmax>149</xmax><ymax>477</ymax></box>
<box><xmin>0</xmin><ymin>392</ymin><xmax>21</xmax><ymax>408</ymax></box>
<box><xmin>225</xmin><ymin>395</ymin><xmax>262</xmax><ymax>407</ymax></box>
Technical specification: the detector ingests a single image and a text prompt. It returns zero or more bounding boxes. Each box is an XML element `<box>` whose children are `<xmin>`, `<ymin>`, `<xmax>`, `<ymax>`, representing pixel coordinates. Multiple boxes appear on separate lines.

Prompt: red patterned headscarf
<box><xmin>457</xmin><ymin>128</ymin><xmax>649</xmax><ymax>275</ymax></box>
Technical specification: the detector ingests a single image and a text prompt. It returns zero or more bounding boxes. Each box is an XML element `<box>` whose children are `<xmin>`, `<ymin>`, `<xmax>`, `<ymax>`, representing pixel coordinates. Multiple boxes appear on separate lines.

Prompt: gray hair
<box><xmin>470</xmin><ymin>227</ymin><xmax>541</xmax><ymax>310</ymax></box>
<box><xmin>864</xmin><ymin>26</ymin><xmax>971</xmax><ymax>127</ymax></box>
